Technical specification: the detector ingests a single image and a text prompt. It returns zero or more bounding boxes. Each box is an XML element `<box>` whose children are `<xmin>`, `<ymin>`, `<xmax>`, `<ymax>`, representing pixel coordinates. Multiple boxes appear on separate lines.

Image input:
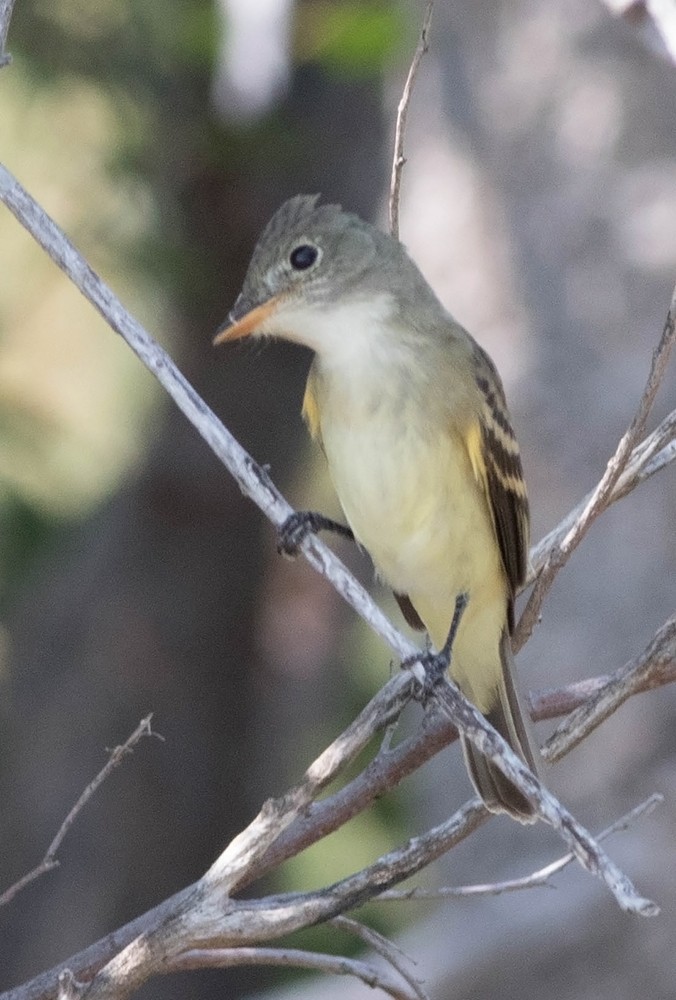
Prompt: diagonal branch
<box><xmin>0</xmin><ymin>716</ymin><xmax>157</xmax><ymax>909</ymax></box>
<box><xmin>168</xmin><ymin>946</ymin><xmax>421</xmax><ymax>1000</ymax></box>
<box><xmin>525</xmin><ymin>403</ymin><xmax>676</xmax><ymax>594</ymax></box>
<box><xmin>388</xmin><ymin>0</ymin><xmax>434</xmax><ymax>239</ymax></box>
<box><xmin>426</xmin><ymin>678</ymin><xmax>656</xmax><ymax>915</ymax></box>
<box><xmin>543</xmin><ymin>615</ymin><xmax>676</xmax><ymax>762</ymax></box>
<box><xmin>3</xmin><ymin>621</ymin><xmax>673</xmax><ymax>1000</ymax></box>
<box><xmin>515</xmin><ymin>284</ymin><xmax>676</xmax><ymax>649</ymax></box>
<box><xmin>0</xmin><ymin>163</ymin><xmax>417</xmax><ymax>668</ymax></box>
<box><xmin>374</xmin><ymin>792</ymin><xmax>663</xmax><ymax>900</ymax></box>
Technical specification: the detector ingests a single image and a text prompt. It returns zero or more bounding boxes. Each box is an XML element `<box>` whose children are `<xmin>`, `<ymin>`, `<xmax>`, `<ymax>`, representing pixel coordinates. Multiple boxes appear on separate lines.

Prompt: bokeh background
<box><xmin>1</xmin><ymin>1</ymin><xmax>675</xmax><ymax>998</ymax></box>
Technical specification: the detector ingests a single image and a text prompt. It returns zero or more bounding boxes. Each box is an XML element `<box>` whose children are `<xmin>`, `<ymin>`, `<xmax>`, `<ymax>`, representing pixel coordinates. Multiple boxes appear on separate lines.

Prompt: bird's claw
<box><xmin>277</xmin><ymin>511</ymin><xmax>319</xmax><ymax>557</ymax></box>
<box><xmin>402</xmin><ymin>648</ymin><xmax>450</xmax><ymax>703</ymax></box>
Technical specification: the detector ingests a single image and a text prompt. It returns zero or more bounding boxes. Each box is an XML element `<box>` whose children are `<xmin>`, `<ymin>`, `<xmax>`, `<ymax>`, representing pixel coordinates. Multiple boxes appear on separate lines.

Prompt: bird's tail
<box><xmin>461</xmin><ymin>629</ymin><xmax>539</xmax><ymax>823</ymax></box>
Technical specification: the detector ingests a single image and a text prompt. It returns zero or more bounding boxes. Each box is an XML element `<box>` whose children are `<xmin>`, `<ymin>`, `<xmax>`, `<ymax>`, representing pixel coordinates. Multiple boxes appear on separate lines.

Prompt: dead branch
<box><xmin>0</xmin><ymin>716</ymin><xmax>157</xmax><ymax>909</ymax></box>
<box><xmin>543</xmin><ymin>616</ymin><xmax>676</xmax><ymax>762</ymax></box>
<box><xmin>30</xmin><ymin>628</ymin><xmax>671</xmax><ymax>997</ymax></box>
<box><xmin>375</xmin><ymin>792</ymin><xmax>662</xmax><ymax>900</ymax></box>
<box><xmin>329</xmin><ymin>917</ymin><xmax>427</xmax><ymax>1000</ymax></box>
<box><xmin>525</xmin><ymin>402</ymin><xmax>676</xmax><ymax>597</ymax></box>
<box><xmin>1</xmin><ymin>619</ymin><xmax>672</xmax><ymax>1000</ymax></box>
<box><xmin>388</xmin><ymin>1</ymin><xmax>434</xmax><ymax>239</ymax></box>
<box><xmin>515</xmin><ymin>284</ymin><xmax>676</xmax><ymax>650</ymax></box>
<box><xmin>427</xmin><ymin>678</ymin><xmax>656</xmax><ymax>916</ymax></box>
<box><xmin>169</xmin><ymin>945</ymin><xmax>422</xmax><ymax>1000</ymax></box>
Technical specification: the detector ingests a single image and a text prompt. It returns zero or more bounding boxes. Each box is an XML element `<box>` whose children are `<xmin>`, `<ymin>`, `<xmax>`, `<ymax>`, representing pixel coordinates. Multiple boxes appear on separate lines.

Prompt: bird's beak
<box><xmin>212</xmin><ymin>294</ymin><xmax>282</xmax><ymax>345</ymax></box>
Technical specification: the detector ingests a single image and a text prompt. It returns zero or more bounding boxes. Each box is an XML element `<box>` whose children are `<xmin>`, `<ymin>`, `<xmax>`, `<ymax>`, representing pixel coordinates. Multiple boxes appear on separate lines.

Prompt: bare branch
<box><xmin>202</xmin><ymin>668</ymin><xmax>415</xmax><ymax>896</ymax></box>
<box><xmin>375</xmin><ymin>793</ymin><xmax>663</xmax><ymax>900</ymax></box>
<box><xmin>0</xmin><ymin>0</ymin><xmax>16</xmax><ymax>67</ymax></box>
<box><xmin>169</xmin><ymin>946</ymin><xmax>420</xmax><ymax>1000</ymax></box>
<box><xmin>525</xmin><ymin>405</ymin><xmax>676</xmax><ymax>596</ymax></box>
<box><xmin>427</xmin><ymin>679</ymin><xmax>657</xmax><ymax>916</ymax></box>
<box><xmin>76</xmin><ymin>677</ymin><xmax>660</xmax><ymax>996</ymax></box>
<box><xmin>0</xmin><ymin>861</ymin><xmax>60</xmax><ymax>911</ymax></box>
<box><xmin>0</xmin><ymin>716</ymin><xmax>157</xmax><ymax>909</ymax></box>
<box><xmin>3</xmin><ymin>625</ymin><xmax>673</xmax><ymax>1000</ymax></box>
<box><xmin>254</xmin><ymin>619</ymin><xmax>676</xmax><ymax>886</ymax></box>
<box><xmin>330</xmin><ymin>916</ymin><xmax>428</xmax><ymax>1000</ymax></box>
<box><xmin>54</xmin><ymin>618</ymin><xmax>671</xmax><ymax>998</ymax></box>
<box><xmin>47</xmin><ymin>716</ymin><xmax>159</xmax><ymax>860</ymax></box>
<box><xmin>515</xmin><ymin>284</ymin><xmax>676</xmax><ymax>649</ymax></box>
<box><xmin>543</xmin><ymin>616</ymin><xmax>676</xmax><ymax>762</ymax></box>
<box><xmin>388</xmin><ymin>1</ymin><xmax>434</xmax><ymax>238</ymax></box>
<box><xmin>531</xmin><ymin>646</ymin><xmax>676</xmax><ymax>721</ymax></box>
<box><xmin>0</xmin><ymin>163</ymin><xmax>418</xmax><ymax>670</ymax></box>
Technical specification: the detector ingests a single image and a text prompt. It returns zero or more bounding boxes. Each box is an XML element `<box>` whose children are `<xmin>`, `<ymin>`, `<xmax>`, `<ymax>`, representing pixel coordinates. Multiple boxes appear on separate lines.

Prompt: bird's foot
<box><xmin>402</xmin><ymin>647</ymin><xmax>450</xmax><ymax>703</ymax></box>
<box><xmin>277</xmin><ymin>510</ymin><xmax>354</xmax><ymax>557</ymax></box>
<box><xmin>401</xmin><ymin>592</ymin><xmax>469</xmax><ymax>702</ymax></box>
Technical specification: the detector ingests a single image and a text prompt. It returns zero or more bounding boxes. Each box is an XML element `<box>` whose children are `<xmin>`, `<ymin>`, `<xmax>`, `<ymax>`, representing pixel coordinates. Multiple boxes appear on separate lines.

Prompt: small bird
<box><xmin>215</xmin><ymin>195</ymin><xmax>538</xmax><ymax>821</ymax></box>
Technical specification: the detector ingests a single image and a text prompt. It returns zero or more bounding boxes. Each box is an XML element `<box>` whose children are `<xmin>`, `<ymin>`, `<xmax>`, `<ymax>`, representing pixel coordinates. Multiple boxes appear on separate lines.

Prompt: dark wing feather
<box><xmin>473</xmin><ymin>345</ymin><xmax>530</xmax><ymax>630</ymax></box>
<box><xmin>394</xmin><ymin>592</ymin><xmax>426</xmax><ymax>631</ymax></box>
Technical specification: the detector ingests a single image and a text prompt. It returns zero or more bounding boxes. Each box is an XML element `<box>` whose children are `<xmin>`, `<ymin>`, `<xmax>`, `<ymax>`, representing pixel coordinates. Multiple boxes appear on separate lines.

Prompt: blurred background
<box><xmin>0</xmin><ymin>0</ymin><xmax>675</xmax><ymax>997</ymax></box>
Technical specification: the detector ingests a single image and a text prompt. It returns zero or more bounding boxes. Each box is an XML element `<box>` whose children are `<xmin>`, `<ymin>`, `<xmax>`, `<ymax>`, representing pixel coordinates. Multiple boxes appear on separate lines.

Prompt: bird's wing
<box><xmin>394</xmin><ymin>592</ymin><xmax>426</xmax><ymax>631</ymax></box>
<box><xmin>469</xmin><ymin>344</ymin><xmax>530</xmax><ymax>617</ymax></box>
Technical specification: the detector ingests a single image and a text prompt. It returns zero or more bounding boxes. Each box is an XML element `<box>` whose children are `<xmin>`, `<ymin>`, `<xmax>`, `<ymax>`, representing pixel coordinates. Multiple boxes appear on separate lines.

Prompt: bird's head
<box><xmin>213</xmin><ymin>195</ymin><xmax>410</xmax><ymax>355</ymax></box>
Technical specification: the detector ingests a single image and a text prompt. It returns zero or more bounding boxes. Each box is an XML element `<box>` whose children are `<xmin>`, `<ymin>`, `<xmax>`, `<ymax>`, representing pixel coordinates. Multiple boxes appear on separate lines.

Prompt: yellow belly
<box><xmin>320</xmin><ymin>404</ymin><xmax>507</xmax><ymax>710</ymax></box>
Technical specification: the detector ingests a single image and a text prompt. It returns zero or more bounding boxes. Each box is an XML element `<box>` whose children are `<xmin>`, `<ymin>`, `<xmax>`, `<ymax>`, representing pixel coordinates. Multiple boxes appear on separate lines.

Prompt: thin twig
<box><xmin>168</xmin><ymin>946</ymin><xmax>419</xmax><ymax>1000</ymax></box>
<box><xmin>375</xmin><ymin>793</ymin><xmax>663</xmax><ymax>900</ymax></box>
<box><xmin>331</xmin><ymin>916</ymin><xmax>428</xmax><ymax>1000</ymax></box>
<box><xmin>251</xmin><ymin>618</ymin><xmax>676</xmax><ymax>887</ymax></box>
<box><xmin>0</xmin><ymin>163</ymin><xmax>418</xmax><ymax>671</ymax></box>
<box><xmin>388</xmin><ymin>1</ymin><xmax>434</xmax><ymax>238</ymax></box>
<box><xmin>525</xmin><ymin>405</ymin><xmax>676</xmax><ymax>592</ymax></box>
<box><xmin>3</xmin><ymin>627</ymin><xmax>672</xmax><ymax>1000</ymax></box>
<box><xmin>543</xmin><ymin>616</ymin><xmax>676</xmax><ymax>762</ymax></box>
<box><xmin>0</xmin><ymin>715</ymin><xmax>157</xmax><ymax>909</ymax></box>
<box><xmin>428</xmin><ymin>678</ymin><xmax>657</xmax><ymax>916</ymax></box>
<box><xmin>515</xmin><ymin>283</ymin><xmax>676</xmax><ymax>649</ymax></box>
<box><xmin>0</xmin><ymin>861</ymin><xmax>60</xmax><ymax>910</ymax></box>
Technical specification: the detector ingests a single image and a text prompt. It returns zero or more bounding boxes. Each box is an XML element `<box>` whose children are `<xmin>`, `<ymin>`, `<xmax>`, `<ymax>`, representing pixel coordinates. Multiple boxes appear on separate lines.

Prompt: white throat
<box><xmin>271</xmin><ymin>292</ymin><xmax>399</xmax><ymax>371</ymax></box>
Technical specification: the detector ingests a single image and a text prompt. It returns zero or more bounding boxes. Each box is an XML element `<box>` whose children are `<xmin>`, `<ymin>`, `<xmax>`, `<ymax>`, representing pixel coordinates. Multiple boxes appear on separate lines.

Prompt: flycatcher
<box><xmin>215</xmin><ymin>194</ymin><xmax>538</xmax><ymax>821</ymax></box>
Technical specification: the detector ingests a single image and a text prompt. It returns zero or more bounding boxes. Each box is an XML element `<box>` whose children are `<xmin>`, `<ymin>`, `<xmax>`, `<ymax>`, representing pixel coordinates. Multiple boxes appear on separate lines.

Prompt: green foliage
<box><xmin>296</xmin><ymin>0</ymin><xmax>406</xmax><ymax>78</ymax></box>
<box><xmin>0</xmin><ymin>489</ymin><xmax>62</xmax><ymax>604</ymax></box>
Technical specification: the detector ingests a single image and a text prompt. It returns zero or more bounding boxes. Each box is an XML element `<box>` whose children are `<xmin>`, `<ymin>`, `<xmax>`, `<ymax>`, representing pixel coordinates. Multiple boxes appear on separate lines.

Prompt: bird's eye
<box><xmin>289</xmin><ymin>244</ymin><xmax>319</xmax><ymax>271</ymax></box>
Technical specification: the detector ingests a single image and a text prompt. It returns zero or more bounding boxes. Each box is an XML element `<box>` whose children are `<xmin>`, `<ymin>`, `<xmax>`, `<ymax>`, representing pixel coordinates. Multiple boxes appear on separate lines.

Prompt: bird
<box><xmin>214</xmin><ymin>194</ymin><xmax>538</xmax><ymax>821</ymax></box>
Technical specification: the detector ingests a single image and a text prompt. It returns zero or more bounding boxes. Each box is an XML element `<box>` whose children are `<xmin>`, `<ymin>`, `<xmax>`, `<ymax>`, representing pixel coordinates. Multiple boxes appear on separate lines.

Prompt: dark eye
<box><xmin>289</xmin><ymin>244</ymin><xmax>318</xmax><ymax>271</ymax></box>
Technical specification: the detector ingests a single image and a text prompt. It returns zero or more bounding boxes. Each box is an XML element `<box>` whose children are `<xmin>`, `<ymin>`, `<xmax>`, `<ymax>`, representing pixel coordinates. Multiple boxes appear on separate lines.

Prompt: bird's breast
<box><xmin>316</xmin><ymin>375</ymin><xmax>502</xmax><ymax>608</ymax></box>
